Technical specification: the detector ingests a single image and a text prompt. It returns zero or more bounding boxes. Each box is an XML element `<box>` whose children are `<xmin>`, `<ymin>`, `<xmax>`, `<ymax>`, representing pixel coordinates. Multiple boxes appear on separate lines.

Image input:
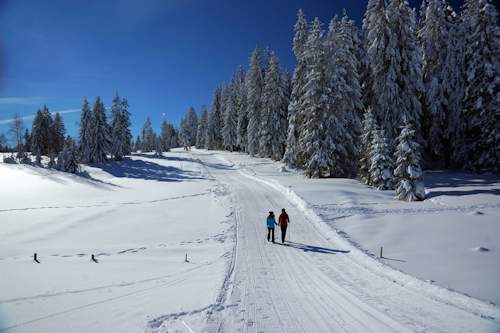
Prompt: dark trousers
<box><xmin>267</xmin><ymin>227</ymin><xmax>275</xmax><ymax>242</ymax></box>
<box><xmin>280</xmin><ymin>225</ymin><xmax>287</xmax><ymax>243</ymax></box>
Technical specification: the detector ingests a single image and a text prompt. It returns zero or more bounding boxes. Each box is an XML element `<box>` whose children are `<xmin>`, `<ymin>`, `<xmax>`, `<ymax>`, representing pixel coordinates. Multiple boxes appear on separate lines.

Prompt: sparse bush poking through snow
<box><xmin>19</xmin><ymin>152</ymin><xmax>32</xmax><ymax>165</ymax></box>
<box><xmin>394</xmin><ymin>122</ymin><xmax>425</xmax><ymax>201</ymax></box>
<box><xmin>3</xmin><ymin>154</ymin><xmax>16</xmax><ymax>164</ymax></box>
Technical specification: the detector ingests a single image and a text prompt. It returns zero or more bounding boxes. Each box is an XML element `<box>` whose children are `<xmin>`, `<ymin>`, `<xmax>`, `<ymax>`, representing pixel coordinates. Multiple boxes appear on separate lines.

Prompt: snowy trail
<box><xmin>191</xmin><ymin>151</ymin><xmax>500</xmax><ymax>333</ymax></box>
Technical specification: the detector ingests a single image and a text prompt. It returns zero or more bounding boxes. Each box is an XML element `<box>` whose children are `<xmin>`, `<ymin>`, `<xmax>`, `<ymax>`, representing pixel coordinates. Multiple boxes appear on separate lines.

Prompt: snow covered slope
<box><xmin>0</xmin><ymin>152</ymin><xmax>234</xmax><ymax>333</ymax></box>
<box><xmin>1</xmin><ymin>149</ymin><xmax>499</xmax><ymax>333</ymax></box>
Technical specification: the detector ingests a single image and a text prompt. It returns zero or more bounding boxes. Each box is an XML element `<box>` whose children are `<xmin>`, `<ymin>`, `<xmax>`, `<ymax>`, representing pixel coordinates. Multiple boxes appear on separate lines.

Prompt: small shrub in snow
<box><xmin>17</xmin><ymin>151</ymin><xmax>32</xmax><ymax>165</ymax></box>
<box><xmin>394</xmin><ymin>122</ymin><xmax>425</xmax><ymax>201</ymax></box>
<box><xmin>3</xmin><ymin>154</ymin><xmax>16</xmax><ymax>164</ymax></box>
<box><xmin>369</xmin><ymin>128</ymin><xmax>394</xmax><ymax>190</ymax></box>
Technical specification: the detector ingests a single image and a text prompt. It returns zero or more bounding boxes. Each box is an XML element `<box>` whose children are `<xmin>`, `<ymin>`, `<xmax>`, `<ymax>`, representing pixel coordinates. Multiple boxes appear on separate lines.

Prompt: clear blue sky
<box><xmin>0</xmin><ymin>0</ymin><xmax>468</xmax><ymax>141</ymax></box>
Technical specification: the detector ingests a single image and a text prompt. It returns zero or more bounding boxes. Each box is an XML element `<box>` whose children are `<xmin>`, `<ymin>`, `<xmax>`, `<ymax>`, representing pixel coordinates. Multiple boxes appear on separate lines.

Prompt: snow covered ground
<box><xmin>1</xmin><ymin>149</ymin><xmax>499</xmax><ymax>332</ymax></box>
<box><xmin>0</xmin><ymin>151</ymin><xmax>235</xmax><ymax>332</ymax></box>
<box><xmin>213</xmin><ymin>150</ymin><xmax>500</xmax><ymax>306</ymax></box>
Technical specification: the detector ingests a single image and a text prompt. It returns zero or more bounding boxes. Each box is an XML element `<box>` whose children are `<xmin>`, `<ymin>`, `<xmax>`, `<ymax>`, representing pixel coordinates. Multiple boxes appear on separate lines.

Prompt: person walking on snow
<box><xmin>279</xmin><ymin>208</ymin><xmax>290</xmax><ymax>243</ymax></box>
<box><xmin>266</xmin><ymin>211</ymin><xmax>278</xmax><ymax>243</ymax></box>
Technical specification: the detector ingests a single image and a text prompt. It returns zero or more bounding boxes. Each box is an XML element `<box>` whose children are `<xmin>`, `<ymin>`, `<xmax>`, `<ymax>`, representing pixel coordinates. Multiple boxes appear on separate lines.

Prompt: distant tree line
<box><xmin>133</xmin><ymin>116</ymin><xmax>179</xmax><ymax>156</ymax></box>
<box><xmin>1</xmin><ymin>93</ymin><xmax>133</xmax><ymax>174</ymax></box>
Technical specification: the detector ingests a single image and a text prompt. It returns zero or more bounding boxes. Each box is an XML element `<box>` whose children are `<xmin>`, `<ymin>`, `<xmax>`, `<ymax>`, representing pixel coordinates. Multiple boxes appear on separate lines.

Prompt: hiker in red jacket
<box><xmin>278</xmin><ymin>208</ymin><xmax>290</xmax><ymax>243</ymax></box>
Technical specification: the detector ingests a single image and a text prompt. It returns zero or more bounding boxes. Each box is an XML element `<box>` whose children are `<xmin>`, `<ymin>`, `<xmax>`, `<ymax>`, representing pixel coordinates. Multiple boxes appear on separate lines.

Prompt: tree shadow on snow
<box><xmin>21</xmin><ymin>164</ymin><xmax>119</xmax><ymax>190</ymax></box>
<box><xmin>93</xmin><ymin>157</ymin><xmax>206</xmax><ymax>182</ymax></box>
<box><xmin>277</xmin><ymin>241</ymin><xmax>350</xmax><ymax>255</ymax></box>
<box><xmin>134</xmin><ymin>152</ymin><xmax>199</xmax><ymax>164</ymax></box>
<box><xmin>424</xmin><ymin>171</ymin><xmax>500</xmax><ymax>199</ymax></box>
<box><xmin>133</xmin><ymin>153</ymin><xmax>235</xmax><ymax>171</ymax></box>
<box><xmin>426</xmin><ymin>188</ymin><xmax>500</xmax><ymax>199</ymax></box>
<box><xmin>424</xmin><ymin>171</ymin><xmax>500</xmax><ymax>189</ymax></box>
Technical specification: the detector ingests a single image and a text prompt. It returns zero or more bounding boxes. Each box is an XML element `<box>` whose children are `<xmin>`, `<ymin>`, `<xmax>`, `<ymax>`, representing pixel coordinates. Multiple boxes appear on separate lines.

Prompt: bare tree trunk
<box><xmin>8</xmin><ymin>113</ymin><xmax>25</xmax><ymax>160</ymax></box>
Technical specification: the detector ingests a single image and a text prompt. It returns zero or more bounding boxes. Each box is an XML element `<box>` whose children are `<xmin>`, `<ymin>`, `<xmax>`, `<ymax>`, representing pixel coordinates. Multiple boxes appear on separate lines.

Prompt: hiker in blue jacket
<box><xmin>266</xmin><ymin>211</ymin><xmax>278</xmax><ymax>243</ymax></box>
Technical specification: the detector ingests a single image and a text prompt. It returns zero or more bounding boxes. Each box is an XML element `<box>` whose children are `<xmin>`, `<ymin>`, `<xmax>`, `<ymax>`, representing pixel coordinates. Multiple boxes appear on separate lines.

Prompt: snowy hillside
<box><xmin>0</xmin><ymin>151</ymin><xmax>235</xmax><ymax>332</ymax></box>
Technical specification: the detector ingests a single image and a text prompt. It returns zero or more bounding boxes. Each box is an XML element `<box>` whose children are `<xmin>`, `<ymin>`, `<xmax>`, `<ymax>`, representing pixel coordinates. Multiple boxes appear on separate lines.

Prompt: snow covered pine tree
<box><xmin>196</xmin><ymin>105</ymin><xmax>208</xmax><ymax>149</ymax></box>
<box><xmin>394</xmin><ymin>121</ymin><xmax>426</xmax><ymax>201</ymax></box>
<box><xmin>462</xmin><ymin>0</ymin><xmax>500</xmax><ymax>172</ymax></box>
<box><xmin>245</xmin><ymin>48</ymin><xmax>264</xmax><ymax>157</ymax></box>
<box><xmin>283</xmin><ymin>9</ymin><xmax>308</xmax><ymax>168</ymax></box>
<box><xmin>369</xmin><ymin>128</ymin><xmax>395</xmax><ymax>190</ymax></box>
<box><xmin>359</xmin><ymin>108</ymin><xmax>377</xmax><ymax>185</ymax></box>
<box><xmin>79</xmin><ymin>97</ymin><xmax>93</xmax><ymax>163</ymax></box>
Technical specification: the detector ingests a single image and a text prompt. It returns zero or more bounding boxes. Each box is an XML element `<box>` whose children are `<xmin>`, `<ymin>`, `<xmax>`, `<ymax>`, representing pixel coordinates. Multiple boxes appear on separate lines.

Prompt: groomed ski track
<box><xmin>191</xmin><ymin>150</ymin><xmax>500</xmax><ymax>333</ymax></box>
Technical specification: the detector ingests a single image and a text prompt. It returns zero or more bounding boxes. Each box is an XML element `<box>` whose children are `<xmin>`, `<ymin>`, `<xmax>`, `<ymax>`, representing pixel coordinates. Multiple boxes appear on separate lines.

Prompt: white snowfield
<box><xmin>0</xmin><ymin>152</ymin><xmax>234</xmax><ymax>333</ymax></box>
<box><xmin>1</xmin><ymin>149</ymin><xmax>499</xmax><ymax>333</ymax></box>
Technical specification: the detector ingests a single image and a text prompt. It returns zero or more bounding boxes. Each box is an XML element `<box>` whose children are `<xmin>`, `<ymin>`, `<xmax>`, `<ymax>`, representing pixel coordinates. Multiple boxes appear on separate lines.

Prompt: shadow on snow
<box><xmin>424</xmin><ymin>171</ymin><xmax>499</xmax><ymax>188</ymax></box>
<box><xmin>277</xmin><ymin>241</ymin><xmax>350</xmax><ymax>255</ymax></box>
<box><xmin>92</xmin><ymin>157</ymin><xmax>206</xmax><ymax>182</ymax></box>
<box><xmin>424</xmin><ymin>171</ymin><xmax>500</xmax><ymax>199</ymax></box>
<box><xmin>133</xmin><ymin>152</ymin><xmax>235</xmax><ymax>171</ymax></box>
